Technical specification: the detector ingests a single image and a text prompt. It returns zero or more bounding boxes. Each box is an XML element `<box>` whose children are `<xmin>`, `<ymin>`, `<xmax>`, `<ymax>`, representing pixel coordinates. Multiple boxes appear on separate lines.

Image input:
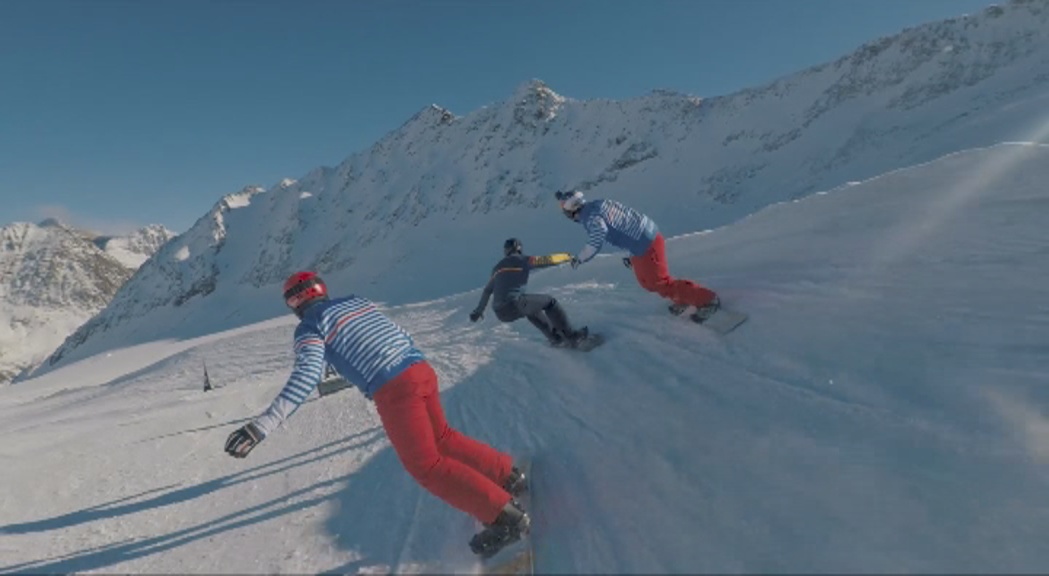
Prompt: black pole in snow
<box><xmin>203</xmin><ymin>361</ymin><xmax>214</xmax><ymax>392</ymax></box>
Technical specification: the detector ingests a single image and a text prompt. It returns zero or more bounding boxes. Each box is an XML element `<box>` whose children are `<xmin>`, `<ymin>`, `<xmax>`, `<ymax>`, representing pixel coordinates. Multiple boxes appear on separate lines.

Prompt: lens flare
<box><xmin>869</xmin><ymin>115</ymin><xmax>1049</xmax><ymax>270</ymax></box>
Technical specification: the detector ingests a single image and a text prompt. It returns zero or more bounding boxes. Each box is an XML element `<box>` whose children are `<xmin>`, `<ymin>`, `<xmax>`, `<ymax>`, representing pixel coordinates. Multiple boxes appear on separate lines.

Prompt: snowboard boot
<box><xmin>502</xmin><ymin>465</ymin><xmax>528</xmax><ymax>497</ymax></box>
<box><xmin>547</xmin><ymin>329</ymin><xmax>566</xmax><ymax>347</ymax></box>
<box><xmin>668</xmin><ymin>303</ymin><xmax>689</xmax><ymax>316</ymax></box>
<box><xmin>469</xmin><ymin>500</ymin><xmax>531</xmax><ymax>558</ymax></box>
<box><xmin>565</xmin><ymin>326</ymin><xmax>589</xmax><ymax>347</ymax></box>
<box><xmin>690</xmin><ymin>296</ymin><xmax>721</xmax><ymax>324</ymax></box>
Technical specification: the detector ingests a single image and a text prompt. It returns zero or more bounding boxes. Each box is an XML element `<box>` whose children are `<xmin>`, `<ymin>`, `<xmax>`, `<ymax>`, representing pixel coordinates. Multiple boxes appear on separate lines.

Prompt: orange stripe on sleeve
<box><xmin>325</xmin><ymin>305</ymin><xmax>376</xmax><ymax>343</ymax></box>
<box><xmin>294</xmin><ymin>338</ymin><xmax>324</xmax><ymax>351</ymax></box>
<box><xmin>489</xmin><ymin>267</ymin><xmax>523</xmax><ymax>281</ymax></box>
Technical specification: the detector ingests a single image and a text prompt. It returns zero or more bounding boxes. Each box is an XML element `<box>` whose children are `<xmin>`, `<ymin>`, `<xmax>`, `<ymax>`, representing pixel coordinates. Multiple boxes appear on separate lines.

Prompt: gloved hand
<box><xmin>469</xmin><ymin>310</ymin><xmax>483</xmax><ymax>322</ymax></box>
<box><xmin>570</xmin><ymin>256</ymin><xmax>581</xmax><ymax>270</ymax></box>
<box><xmin>622</xmin><ymin>257</ymin><xmax>633</xmax><ymax>269</ymax></box>
<box><xmin>224</xmin><ymin>422</ymin><xmax>264</xmax><ymax>458</ymax></box>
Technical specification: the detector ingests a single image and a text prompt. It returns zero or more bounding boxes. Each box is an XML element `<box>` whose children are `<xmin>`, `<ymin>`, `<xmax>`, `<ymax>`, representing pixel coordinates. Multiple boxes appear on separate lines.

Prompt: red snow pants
<box><xmin>629</xmin><ymin>233</ymin><xmax>718</xmax><ymax>308</ymax></box>
<box><xmin>372</xmin><ymin>361</ymin><xmax>513</xmax><ymax>524</ymax></box>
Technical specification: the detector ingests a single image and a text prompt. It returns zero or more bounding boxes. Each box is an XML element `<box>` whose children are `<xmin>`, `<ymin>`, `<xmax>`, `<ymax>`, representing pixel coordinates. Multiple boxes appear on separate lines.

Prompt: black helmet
<box><xmin>503</xmin><ymin>237</ymin><xmax>523</xmax><ymax>256</ymax></box>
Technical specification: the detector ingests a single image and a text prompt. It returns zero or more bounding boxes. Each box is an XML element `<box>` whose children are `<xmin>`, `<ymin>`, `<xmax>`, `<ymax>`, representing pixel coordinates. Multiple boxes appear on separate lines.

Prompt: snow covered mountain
<box><xmin>2</xmin><ymin>143</ymin><xmax>1047</xmax><ymax>573</ymax></box>
<box><xmin>29</xmin><ymin>0</ymin><xmax>1049</xmax><ymax>378</ymax></box>
<box><xmin>0</xmin><ymin>220</ymin><xmax>175</xmax><ymax>383</ymax></box>
<box><xmin>94</xmin><ymin>224</ymin><xmax>178</xmax><ymax>269</ymax></box>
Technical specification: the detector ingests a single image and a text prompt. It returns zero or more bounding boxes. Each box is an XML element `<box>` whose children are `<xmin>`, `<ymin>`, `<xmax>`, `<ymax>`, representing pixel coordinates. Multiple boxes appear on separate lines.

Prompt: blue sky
<box><xmin>1</xmin><ymin>0</ymin><xmax>997</xmax><ymax>234</ymax></box>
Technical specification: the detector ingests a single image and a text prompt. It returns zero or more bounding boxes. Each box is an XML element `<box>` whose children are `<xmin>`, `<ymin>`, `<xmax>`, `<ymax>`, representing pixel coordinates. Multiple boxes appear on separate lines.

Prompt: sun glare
<box><xmin>868</xmin><ymin>112</ymin><xmax>1049</xmax><ymax>270</ymax></box>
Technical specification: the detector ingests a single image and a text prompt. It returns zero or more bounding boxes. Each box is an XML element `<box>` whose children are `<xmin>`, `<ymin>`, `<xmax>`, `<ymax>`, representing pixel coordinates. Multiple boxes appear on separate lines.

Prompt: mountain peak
<box><xmin>37</xmin><ymin>217</ymin><xmax>67</xmax><ymax>229</ymax></box>
<box><xmin>219</xmin><ymin>185</ymin><xmax>265</xmax><ymax>210</ymax></box>
<box><xmin>507</xmin><ymin>78</ymin><xmax>566</xmax><ymax>124</ymax></box>
<box><xmin>92</xmin><ymin>224</ymin><xmax>177</xmax><ymax>270</ymax></box>
<box><xmin>511</xmin><ymin>78</ymin><xmax>560</xmax><ymax>101</ymax></box>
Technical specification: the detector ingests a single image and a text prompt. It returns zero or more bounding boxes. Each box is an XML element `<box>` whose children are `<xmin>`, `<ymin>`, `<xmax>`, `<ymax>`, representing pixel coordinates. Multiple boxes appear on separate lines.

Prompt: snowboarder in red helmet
<box><xmin>225</xmin><ymin>271</ymin><xmax>529</xmax><ymax>558</ymax></box>
<box><xmin>282</xmin><ymin>271</ymin><xmax>329</xmax><ymax>317</ymax></box>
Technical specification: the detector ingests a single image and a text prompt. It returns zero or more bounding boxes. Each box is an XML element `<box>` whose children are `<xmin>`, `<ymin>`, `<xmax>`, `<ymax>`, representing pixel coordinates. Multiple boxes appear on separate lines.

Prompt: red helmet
<box><xmin>283</xmin><ymin>271</ymin><xmax>328</xmax><ymax>316</ymax></box>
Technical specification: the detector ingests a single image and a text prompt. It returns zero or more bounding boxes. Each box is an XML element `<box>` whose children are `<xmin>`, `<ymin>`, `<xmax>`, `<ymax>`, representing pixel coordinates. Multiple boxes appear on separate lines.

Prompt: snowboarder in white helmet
<box><xmin>224</xmin><ymin>271</ymin><xmax>530</xmax><ymax>558</ymax></box>
<box><xmin>556</xmin><ymin>190</ymin><xmax>721</xmax><ymax>323</ymax></box>
<box><xmin>469</xmin><ymin>237</ymin><xmax>589</xmax><ymax>347</ymax></box>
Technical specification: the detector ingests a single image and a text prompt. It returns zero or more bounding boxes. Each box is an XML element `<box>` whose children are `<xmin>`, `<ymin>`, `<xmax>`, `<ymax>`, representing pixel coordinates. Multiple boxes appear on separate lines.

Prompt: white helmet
<box><xmin>555</xmin><ymin>190</ymin><xmax>585</xmax><ymax>220</ymax></box>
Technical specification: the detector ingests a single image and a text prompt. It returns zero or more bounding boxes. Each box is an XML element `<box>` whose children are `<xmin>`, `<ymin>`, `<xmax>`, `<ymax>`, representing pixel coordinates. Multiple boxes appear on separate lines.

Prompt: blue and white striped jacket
<box><xmin>575</xmin><ymin>199</ymin><xmax>658</xmax><ymax>263</ymax></box>
<box><xmin>253</xmin><ymin>295</ymin><xmax>426</xmax><ymax>436</ymax></box>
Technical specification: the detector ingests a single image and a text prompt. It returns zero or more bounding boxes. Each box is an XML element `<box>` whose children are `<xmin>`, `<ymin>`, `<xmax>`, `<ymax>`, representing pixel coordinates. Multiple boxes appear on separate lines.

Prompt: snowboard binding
<box><xmin>469</xmin><ymin>500</ymin><xmax>531</xmax><ymax>559</ymax></box>
<box><xmin>689</xmin><ymin>297</ymin><xmax>721</xmax><ymax>324</ymax></box>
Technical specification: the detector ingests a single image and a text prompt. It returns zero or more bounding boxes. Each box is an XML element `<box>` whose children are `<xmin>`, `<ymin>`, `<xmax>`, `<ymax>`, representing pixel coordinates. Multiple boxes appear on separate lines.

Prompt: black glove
<box><xmin>224</xmin><ymin>422</ymin><xmax>264</xmax><ymax>458</ymax></box>
<box><xmin>622</xmin><ymin>257</ymin><xmax>633</xmax><ymax>269</ymax></box>
<box><xmin>469</xmin><ymin>310</ymin><xmax>483</xmax><ymax>322</ymax></box>
<box><xmin>570</xmin><ymin>256</ymin><xmax>581</xmax><ymax>270</ymax></box>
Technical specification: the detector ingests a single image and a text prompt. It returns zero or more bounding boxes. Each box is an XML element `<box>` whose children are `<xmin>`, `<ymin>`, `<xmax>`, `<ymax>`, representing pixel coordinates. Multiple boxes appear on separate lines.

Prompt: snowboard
<box><xmin>479</xmin><ymin>459</ymin><xmax>535</xmax><ymax>575</ymax></box>
<box><xmin>696</xmin><ymin>307</ymin><xmax>748</xmax><ymax>335</ymax></box>
<box><xmin>672</xmin><ymin>304</ymin><xmax>748</xmax><ymax>335</ymax></box>
<box><xmin>553</xmin><ymin>332</ymin><xmax>605</xmax><ymax>352</ymax></box>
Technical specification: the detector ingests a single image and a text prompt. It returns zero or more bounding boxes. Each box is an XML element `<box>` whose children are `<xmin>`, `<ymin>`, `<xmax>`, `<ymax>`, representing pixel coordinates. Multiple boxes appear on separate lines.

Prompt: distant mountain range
<box><xmin>23</xmin><ymin>0</ymin><xmax>1049</xmax><ymax>379</ymax></box>
<box><xmin>0</xmin><ymin>220</ymin><xmax>175</xmax><ymax>382</ymax></box>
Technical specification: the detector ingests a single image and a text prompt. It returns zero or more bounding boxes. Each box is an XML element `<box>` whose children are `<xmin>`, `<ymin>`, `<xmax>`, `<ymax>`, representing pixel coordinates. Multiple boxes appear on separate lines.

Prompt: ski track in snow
<box><xmin>1</xmin><ymin>144</ymin><xmax>1049</xmax><ymax>573</ymax></box>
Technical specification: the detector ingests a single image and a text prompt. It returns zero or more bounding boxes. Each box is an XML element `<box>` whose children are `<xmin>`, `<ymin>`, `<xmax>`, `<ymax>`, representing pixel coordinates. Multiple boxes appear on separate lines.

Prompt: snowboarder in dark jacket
<box><xmin>469</xmin><ymin>238</ymin><xmax>588</xmax><ymax>346</ymax></box>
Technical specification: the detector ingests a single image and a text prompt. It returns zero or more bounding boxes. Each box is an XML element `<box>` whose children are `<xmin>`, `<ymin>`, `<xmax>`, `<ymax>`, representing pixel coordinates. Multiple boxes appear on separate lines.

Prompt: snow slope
<box><xmin>2</xmin><ymin>144</ymin><xmax>1047</xmax><ymax>573</ymax></box>
<box><xmin>31</xmin><ymin>0</ymin><xmax>1049</xmax><ymax>378</ymax></box>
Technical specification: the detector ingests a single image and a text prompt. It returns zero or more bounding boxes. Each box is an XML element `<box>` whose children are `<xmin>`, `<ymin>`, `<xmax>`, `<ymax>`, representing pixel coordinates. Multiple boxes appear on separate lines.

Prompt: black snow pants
<box><xmin>494</xmin><ymin>294</ymin><xmax>574</xmax><ymax>342</ymax></box>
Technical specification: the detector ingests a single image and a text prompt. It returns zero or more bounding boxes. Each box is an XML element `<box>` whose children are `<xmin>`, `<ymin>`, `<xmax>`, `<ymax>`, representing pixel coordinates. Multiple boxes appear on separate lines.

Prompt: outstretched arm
<box><xmin>575</xmin><ymin>215</ymin><xmax>608</xmax><ymax>264</ymax></box>
<box><xmin>254</xmin><ymin>329</ymin><xmax>326</xmax><ymax>434</ymax></box>
<box><xmin>226</xmin><ymin>327</ymin><xmax>326</xmax><ymax>458</ymax></box>
<box><xmin>528</xmin><ymin>253</ymin><xmax>572</xmax><ymax>269</ymax></box>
